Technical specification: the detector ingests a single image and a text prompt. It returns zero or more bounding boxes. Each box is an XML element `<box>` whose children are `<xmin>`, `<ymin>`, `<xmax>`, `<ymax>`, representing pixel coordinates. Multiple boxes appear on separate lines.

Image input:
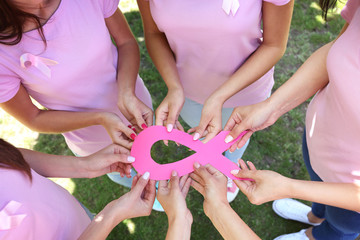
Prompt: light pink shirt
<box><xmin>306</xmin><ymin>0</ymin><xmax>360</xmax><ymax>183</ymax></box>
<box><xmin>0</xmin><ymin>0</ymin><xmax>152</xmax><ymax>156</ymax></box>
<box><xmin>149</xmin><ymin>0</ymin><xmax>290</xmax><ymax>107</ymax></box>
<box><xmin>0</xmin><ymin>169</ymin><xmax>90</xmax><ymax>239</ymax></box>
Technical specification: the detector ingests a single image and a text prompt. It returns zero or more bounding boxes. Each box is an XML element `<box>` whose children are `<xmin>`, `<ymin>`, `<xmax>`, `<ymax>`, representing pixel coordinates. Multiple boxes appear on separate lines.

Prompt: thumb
<box><xmin>131</xmin><ymin>172</ymin><xmax>150</xmax><ymax>197</ymax></box>
<box><xmin>224</xmin><ymin>121</ymin><xmax>249</xmax><ymax>144</ymax></box>
<box><xmin>165</xmin><ymin>109</ymin><xmax>179</xmax><ymax>133</ymax></box>
<box><xmin>169</xmin><ymin>170</ymin><xmax>180</xmax><ymax>191</ymax></box>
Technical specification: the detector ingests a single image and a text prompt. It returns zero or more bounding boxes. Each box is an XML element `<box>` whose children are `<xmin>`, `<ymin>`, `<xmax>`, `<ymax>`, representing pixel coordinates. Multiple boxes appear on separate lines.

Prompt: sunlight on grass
<box><xmin>119</xmin><ymin>0</ymin><xmax>138</xmax><ymax>13</ymax></box>
<box><xmin>49</xmin><ymin>177</ymin><xmax>76</xmax><ymax>194</ymax></box>
<box><xmin>311</xmin><ymin>1</ymin><xmax>345</xmax><ymax>25</ymax></box>
<box><xmin>123</xmin><ymin>219</ymin><xmax>136</xmax><ymax>234</ymax></box>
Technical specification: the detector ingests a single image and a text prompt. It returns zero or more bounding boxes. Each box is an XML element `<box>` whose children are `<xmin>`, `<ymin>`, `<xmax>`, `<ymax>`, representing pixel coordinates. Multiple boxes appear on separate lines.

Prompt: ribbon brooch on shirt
<box><xmin>222</xmin><ymin>0</ymin><xmax>240</xmax><ymax>16</ymax></box>
<box><xmin>20</xmin><ymin>53</ymin><xmax>58</xmax><ymax>78</ymax></box>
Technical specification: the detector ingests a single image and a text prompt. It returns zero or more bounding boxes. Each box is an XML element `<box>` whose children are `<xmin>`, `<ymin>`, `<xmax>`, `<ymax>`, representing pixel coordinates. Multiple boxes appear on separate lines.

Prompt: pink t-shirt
<box><xmin>305</xmin><ymin>0</ymin><xmax>360</xmax><ymax>183</ymax></box>
<box><xmin>0</xmin><ymin>169</ymin><xmax>91</xmax><ymax>239</ymax></box>
<box><xmin>0</xmin><ymin>0</ymin><xmax>152</xmax><ymax>156</ymax></box>
<box><xmin>149</xmin><ymin>0</ymin><xmax>290</xmax><ymax>107</ymax></box>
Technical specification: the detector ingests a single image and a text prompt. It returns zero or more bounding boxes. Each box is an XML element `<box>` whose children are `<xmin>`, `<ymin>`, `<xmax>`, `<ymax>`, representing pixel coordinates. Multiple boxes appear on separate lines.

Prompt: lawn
<box><xmin>0</xmin><ymin>0</ymin><xmax>345</xmax><ymax>239</ymax></box>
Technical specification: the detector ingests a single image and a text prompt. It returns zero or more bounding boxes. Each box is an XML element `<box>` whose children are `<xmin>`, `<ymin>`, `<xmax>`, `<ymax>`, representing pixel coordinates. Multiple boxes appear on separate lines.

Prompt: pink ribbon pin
<box><xmin>222</xmin><ymin>0</ymin><xmax>240</xmax><ymax>16</ymax></box>
<box><xmin>20</xmin><ymin>53</ymin><xmax>58</xmax><ymax>78</ymax></box>
<box><xmin>0</xmin><ymin>201</ymin><xmax>27</xmax><ymax>230</ymax></box>
<box><xmin>131</xmin><ymin>126</ymin><xmax>248</xmax><ymax>180</ymax></box>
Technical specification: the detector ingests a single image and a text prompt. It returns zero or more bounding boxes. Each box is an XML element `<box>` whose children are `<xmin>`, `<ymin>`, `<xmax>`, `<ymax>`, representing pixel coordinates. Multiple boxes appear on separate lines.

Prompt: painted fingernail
<box><xmin>130</xmin><ymin>133</ymin><xmax>136</xmax><ymax>140</ymax></box>
<box><xmin>194</xmin><ymin>162</ymin><xmax>200</xmax><ymax>169</ymax></box>
<box><xmin>132</xmin><ymin>127</ymin><xmax>137</xmax><ymax>132</ymax></box>
<box><xmin>231</xmin><ymin>169</ymin><xmax>239</xmax><ymax>175</ymax></box>
<box><xmin>127</xmin><ymin>125</ymin><xmax>132</xmax><ymax>128</ymax></box>
<box><xmin>193</xmin><ymin>132</ymin><xmax>200</xmax><ymax>141</ymax></box>
<box><xmin>142</xmin><ymin>172</ymin><xmax>150</xmax><ymax>180</ymax></box>
<box><xmin>127</xmin><ymin>156</ymin><xmax>135</xmax><ymax>162</ymax></box>
<box><xmin>141</xmin><ymin>123</ymin><xmax>148</xmax><ymax>129</ymax></box>
<box><xmin>224</xmin><ymin>135</ymin><xmax>234</xmax><ymax>143</ymax></box>
<box><xmin>172</xmin><ymin>170</ymin><xmax>177</xmax><ymax>176</ymax></box>
<box><xmin>167</xmin><ymin>124</ymin><xmax>173</xmax><ymax>132</ymax></box>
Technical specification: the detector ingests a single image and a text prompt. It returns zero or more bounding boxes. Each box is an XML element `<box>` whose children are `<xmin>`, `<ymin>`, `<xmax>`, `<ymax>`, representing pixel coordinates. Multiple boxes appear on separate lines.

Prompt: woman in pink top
<box><xmin>224</xmin><ymin>0</ymin><xmax>360</xmax><ymax>239</ymax></box>
<box><xmin>137</xmin><ymin>0</ymin><xmax>294</xmax><ymax>202</ymax></box>
<box><xmin>0</xmin><ymin>139</ymin><xmax>193</xmax><ymax>240</ymax></box>
<box><xmin>0</xmin><ymin>0</ymin><xmax>152</xmax><ymax>187</ymax></box>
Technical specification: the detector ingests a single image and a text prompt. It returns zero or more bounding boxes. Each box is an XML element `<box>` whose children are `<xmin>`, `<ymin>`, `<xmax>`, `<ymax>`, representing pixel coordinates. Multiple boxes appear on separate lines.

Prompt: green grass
<box><xmin>0</xmin><ymin>0</ymin><xmax>346</xmax><ymax>239</ymax></box>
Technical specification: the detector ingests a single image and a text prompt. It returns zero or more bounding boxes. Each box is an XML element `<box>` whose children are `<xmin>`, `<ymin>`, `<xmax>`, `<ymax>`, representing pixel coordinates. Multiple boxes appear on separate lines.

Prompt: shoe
<box><xmin>152</xmin><ymin>182</ymin><xmax>165</xmax><ymax>212</ymax></box>
<box><xmin>272</xmin><ymin>198</ymin><xmax>321</xmax><ymax>226</ymax></box>
<box><xmin>227</xmin><ymin>178</ymin><xmax>239</xmax><ymax>203</ymax></box>
<box><xmin>274</xmin><ymin>229</ymin><xmax>309</xmax><ymax>240</ymax></box>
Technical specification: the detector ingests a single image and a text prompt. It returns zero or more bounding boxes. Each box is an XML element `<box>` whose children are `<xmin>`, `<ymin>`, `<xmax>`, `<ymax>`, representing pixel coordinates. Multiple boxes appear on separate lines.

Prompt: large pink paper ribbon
<box><xmin>222</xmin><ymin>0</ymin><xmax>240</xmax><ymax>16</ymax></box>
<box><xmin>131</xmin><ymin>126</ymin><xmax>247</xmax><ymax>180</ymax></box>
<box><xmin>20</xmin><ymin>53</ymin><xmax>58</xmax><ymax>78</ymax></box>
<box><xmin>0</xmin><ymin>201</ymin><xmax>26</xmax><ymax>230</ymax></box>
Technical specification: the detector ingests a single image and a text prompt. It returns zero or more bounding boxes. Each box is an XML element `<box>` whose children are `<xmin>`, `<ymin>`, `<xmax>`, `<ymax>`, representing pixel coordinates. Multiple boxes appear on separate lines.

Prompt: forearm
<box><xmin>268</xmin><ymin>42</ymin><xmax>332</xmax><ymax>119</ymax></box>
<box><xmin>207</xmin><ymin>203</ymin><xmax>260</xmax><ymax>240</ymax></box>
<box><xmin>117</xmin><ymin>39</ymin><xmax>140</xmax><ymax>95</ymax></box>
<box><xmin>166</xmin><ymin>216</ymin><xmax>192</xmax><ymax>240</ymax></box>
<box><xmin>287</xmin><ymin>179</ymin><xmax>360</xmax><ymax>212</ymax></box>
<box><xmin>19</xmin><ymin>148</ymin><xmax>90</xmax><ymax>178</ymax></box>
<box><xmin>210</xmin><ymin>44</ymin><xmax>286</xmax><ymax>104</ymax></box>
<box><xmin>145</xmin><ymin>33</ymin><xmax>183</xmax><ymax>91</ymax></box>
<box><xmin>78</xmin><ymin>202</ymin><xmax>124</xmax><ymax>240</ymax></box>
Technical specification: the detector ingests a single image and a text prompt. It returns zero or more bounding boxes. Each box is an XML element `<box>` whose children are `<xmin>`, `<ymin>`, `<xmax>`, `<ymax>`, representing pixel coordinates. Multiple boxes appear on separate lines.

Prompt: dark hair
<box><xmin>319</xmin><ymin>0</ymin><xmax>338</xmax><ymax>20</ymax></box>
<box><xmin>0</xmin><ymin>0</ymin><xmax>46</xmax><ymax>45</ymax></box>
<box><xmin>0</xmin><ymin>139</ymin><xmax>32</xmax><ymax>181</ymax></box>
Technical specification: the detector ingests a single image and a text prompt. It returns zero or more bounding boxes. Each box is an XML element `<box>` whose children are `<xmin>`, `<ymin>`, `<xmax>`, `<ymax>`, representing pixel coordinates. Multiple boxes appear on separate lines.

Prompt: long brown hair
<box><xmin>0</xmin><ymin>139</ymin><xmax>32</xmax><ymax>181</ymax></box>
<box><xmin>0</xmin><ymin>0</ymin><xmax>46</xmax><ymax>45</ymax></box>
<box><xmin>319</xmin><ymin>0</ymin><xmax>338</xmax><ymax>20</ymax></box>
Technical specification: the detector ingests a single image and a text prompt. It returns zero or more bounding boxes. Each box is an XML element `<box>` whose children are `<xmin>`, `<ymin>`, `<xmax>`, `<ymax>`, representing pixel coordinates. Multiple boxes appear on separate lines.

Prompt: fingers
<box><xmin>190</xmin><ymin>178</ymin><xmax>205</xmax><ymax>197</ymax></box>
<box><xmin>169</xmin><ymin>170</ymin><xmax>180</xmax><ymax>191</ymax></box>
<box><xmin>175</xmin><ymin>120</ymin><xmax>184</xmax><ymax>132</ymax></box>
<box><xmin>193</xmin><ymin>162</ymin><xmax>212</xmax><ymax>179</ymax></box>
<box><xmin>158</xmin><ymin>179</ymin><xmax>169</xmax><ymax>190</ymax></box>
<box><xmin>143</xmin><ymin>179</ymin><xmax>156</xmax><ymax>203</ymax></box>
<box><xmin>118</xmin><ymin>121</ymin><xmax>137</xmax><ymax>141</ymax></box>
<box><xmin>181</xmin><ymin>176</ymin><xmax>192</xmax><ymax>197</ymax></box>
<box><xmin>131</xmin><ymin>172</ymin><xmax>150</xmax><ymax>197</ymax></box>
<box><xmin>202</xmin><ymin>131</ymin><xmax>218</xmax><ymax>143</ymax></box>
<box><xmin>236</xmin><ymin>131</ymin><xmax>253</xmax><ymax>149</ymax></box>
<box><xmin>203</xmin><ymin>164</ymin><xmax>221</xmax><ymax>176</ymax></box>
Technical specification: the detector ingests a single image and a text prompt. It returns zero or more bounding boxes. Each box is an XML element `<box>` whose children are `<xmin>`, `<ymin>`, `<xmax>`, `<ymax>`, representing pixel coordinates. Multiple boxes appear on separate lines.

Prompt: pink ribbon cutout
<box><xmin>0</xmin><ymin>201</ymin><xmax>26</xmax><ymax>230</ymax></box>
<box><xmin>20</xmin><ymin>53</ymin><xmax>58</xmax><ymax>78</ymax></box>
<box><xmin>222</xmin><ymin>0</ymin><xmax>240</xmax><ymax>16</ymax></box>
<box><xmin>131</xmin><ymin>126</ymin><xmax>248</xmax><ymax>180</ymax></box>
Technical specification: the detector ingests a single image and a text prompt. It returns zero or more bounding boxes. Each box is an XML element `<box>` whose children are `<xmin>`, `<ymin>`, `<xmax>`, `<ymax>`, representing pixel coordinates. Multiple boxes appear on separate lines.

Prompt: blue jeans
<box><xmin>302</xmin><ymin>130</ymin><xmax>360</xmax><ymax>240</ymax></box>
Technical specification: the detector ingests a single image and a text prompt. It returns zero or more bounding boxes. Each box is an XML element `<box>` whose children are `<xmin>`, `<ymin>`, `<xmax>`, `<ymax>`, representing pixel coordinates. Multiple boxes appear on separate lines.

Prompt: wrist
<box><xmin>205</xmin><ymin>201</ymin><xmax>231</xmax><ymax>219</ymax></box>
<box><xmin>168</xmin><ymin>211</ymin><xmax>193</xmax><ymax>228</ymax></box>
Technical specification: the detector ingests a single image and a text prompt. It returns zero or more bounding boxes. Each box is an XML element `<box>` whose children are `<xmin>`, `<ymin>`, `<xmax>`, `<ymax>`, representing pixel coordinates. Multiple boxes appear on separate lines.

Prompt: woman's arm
<box><xmin>78</xmin><ymin>173</ymin><xmax>156</xmax><ymax>240</ymax></box>
<box><xmin>192</xmin><ymin>1</ymin><xmax>294</xmax><ymax>141</ymax></box>
<box><xmin>191</xmin><ymin>163</ymin><xmax>260</xmax><ymax>240</ymax></box>
<box><xmin>105</xmin><ymin>9</ymin><xmax>153</xmax><ymax>130</ymax></box>
<box><xmin>0</xmin><ymin>85</ymin><xmax>136</xmax><ymax>148</ymax></box>
<box><xmin>19</xmin><ymin>144</ymin><xmax>134</xmax><ymax>178</ymax></box>
<box><xmin>137</xmin><ymin>0</ymin><xmax>185</xmax><ymax>132</ymax></box>
<box><xmin>224</xmin><ymin>22</ymin><xmax>349</xmax><ymax>150</ymax></box>
<box><xmin>233</xmin><ymin>160</ymin><xmax>360</xmax><ymax>212</ymax></box>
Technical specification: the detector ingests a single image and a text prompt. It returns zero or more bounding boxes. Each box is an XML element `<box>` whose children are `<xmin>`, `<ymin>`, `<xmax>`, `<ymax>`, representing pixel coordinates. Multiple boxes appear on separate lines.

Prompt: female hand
<box><xmin>188</xmin><ymin>97</ymin><xmax>222</xmax><ymax>143</ymax></box>
<box><xmin>155</xmin><ymin>88</ymin><xmax>185</xmax><ymax>133</ymax></box>
<box><xmin>111</xmin><ymin>172</ymin><xmax>156</xmax><ymax>220</ymax></box>
<box><xmin>118</xmin><ymin>92</ymin><xmax>153</xmax><ymax>132</ymax></box>
<box><xmin>80</xmin><ymin>144</ymin><xmax>135</xmax><ymax>179</ymax></box>
<box><xmin>231</xmin><ymin>159</ymin><xmax>289</xmax><ymax>205</ymax></box>
<box><xmin>190</xmin><ymin>162</ymin><xmax>229</xmax><ymax>216</ymax></box>
<box><xmin>157</xmin><ymin>171</ymin><xmax>192</xmax><ymax>222</ymax></box>
<box><xmin>101</xmin><ymin>112</ymin><xmax>137</xmax><ymax>149</ymax></box>
<box><xmin>224</xmin><ymin>99</ymin><xmax>278</xmax><ymax>152</ymax></box>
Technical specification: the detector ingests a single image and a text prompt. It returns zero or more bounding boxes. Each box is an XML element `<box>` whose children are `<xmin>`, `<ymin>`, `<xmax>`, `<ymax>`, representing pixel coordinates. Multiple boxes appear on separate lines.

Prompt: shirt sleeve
<box><xmin>0</xmin><ymin>64</ymin><xmax>21</xmax><ymax>103</ymax></box>
<box><xmin>263</xmin><ymin>0</ymin><xmax>291</xmax><ymax>6</ymax></box>
<box><xmin>100</xmin><ymin>0</ymin><xmax>120</xmax><ymax>18</ymax></box>
<box><xmin>341</xmin><ymin>0</ymin><xmax>360</xmax><ymax>23</ymax></box>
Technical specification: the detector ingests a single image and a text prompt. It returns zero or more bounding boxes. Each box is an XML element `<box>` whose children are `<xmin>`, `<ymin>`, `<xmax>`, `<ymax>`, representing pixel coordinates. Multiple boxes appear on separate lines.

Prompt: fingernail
<box><xmin>194</xmin><ymin>162</ymin><xmax>200</xmax><ymax>169</ymax></box>
<box><xmin>130</xmin><ymin>133</ymin><xmax>136</xmax><ymax>140</ymax></box>
<box><xmin>142</xmin><ymin>172</ymin><xmax>150</xmax><ymax>180</ymax></box>
<box><xmin>127</xmin><ymin>156</ymin><xmax>135</xmax><ymax>162</ymax></box>
<box><xmin>224</xmin><ymin>135</ymin><xmax>234</xmax><ymax>143</ymax></box>
<box><xmin>231</xmin><ymin>169</ymin><xmax>239</xmax><ymax>175</ymax></box>
<box><xmin>167</xmin><ymin>124</ymin><xmax>173</xmax><ymax>132</ymax></box>
<box><xmin>229</xmin><ymin>149</ymin><xmax>234</xmax><ymax>153</ymax></box>
<box><xmin>127</xmin><ymin>125</ymin><xmax>132</xmax><ymax>128</ymax></box>
<box><xmin>172</xmin><ymin>170</ymin><xmax>177</xmax><ymax>176</ymax></box>
<box><xmin>132</xmin><ymin>127</ymin><xmax>137</xmax><ymax>132</ymax></box>
<box><xmin>193</xmin><ymin>132</ymin><xmax>200</xmax><ymax>141</ymax></box>
<box><xmin>141</xmin><ymin>123</ymin><xmax>148</xmax><ymax>129</ymax></box>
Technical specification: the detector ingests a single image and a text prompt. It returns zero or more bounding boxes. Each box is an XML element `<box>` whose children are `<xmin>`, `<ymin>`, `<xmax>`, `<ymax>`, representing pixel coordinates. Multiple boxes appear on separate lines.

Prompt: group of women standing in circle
<box><xmin>0</xmin><ymin>0</ymin><xmax>359</xmax><ymax>239</ymax></box>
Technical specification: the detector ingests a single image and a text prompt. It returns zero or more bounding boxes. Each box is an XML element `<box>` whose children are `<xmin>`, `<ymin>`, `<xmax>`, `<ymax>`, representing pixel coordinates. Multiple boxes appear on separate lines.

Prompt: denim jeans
<box><xmin>302</xmin><ymin>130</ymin><xmax>360</xmax><ymax>240</ymax></box>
